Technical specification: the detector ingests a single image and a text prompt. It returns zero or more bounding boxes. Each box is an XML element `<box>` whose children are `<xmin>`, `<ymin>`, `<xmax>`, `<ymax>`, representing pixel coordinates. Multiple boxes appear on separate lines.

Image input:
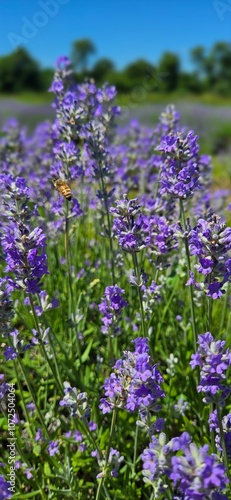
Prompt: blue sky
<box><xmin>0</xmin><ymin>0</ymin><xmax>231</xmax><ymax>70</ymax></box>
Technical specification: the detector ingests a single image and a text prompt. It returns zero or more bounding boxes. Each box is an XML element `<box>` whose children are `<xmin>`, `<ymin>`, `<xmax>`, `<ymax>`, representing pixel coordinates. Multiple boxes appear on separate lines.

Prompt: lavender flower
<box><xmin>190</xmin><ymin>332</ymin><xmax>231</xmax><ymax>403</ymax></box>
<box><xmin>0</xmin><ymin>175</ymin><xmax>49</xmax><ymax>294</ymax></box>
<box><xmin>170</xmin><ymin>438</ymin><xmax>228</xmax><ymax>499</ymax></box>
<box><xmin>142</xmin><ymin>214</ymin><xmax>178</xmax><ymax>269</ymax></box>
<box><xmin>141</xmin><ymin>280</ymin><xmax>162</xmax><ymax>319</ymax></box>
<box><xmin>187</xmin><ymin>214</ymin><xmax>231</xmax><ymax>299</ymax></box>
<box><xmin>158</xmin><ymin>104</ymin><xmax>180</xmax><ymax>135</ymax></box>
<box><xmin>3</xmin><ymin>329</ymin><xmax>30</xmax><ymax>361</ymax></box>
<box><xmin>92</xmin><ymin>448</ymin><xmax>124</xmax><ymax>479</ymax></box>
<box><xmin>59</xmin><ymin>382</ymin><xmax>90</xmax><ymax>420</ymax></box>
<box><xmin>209</xmin><ymin>410</ymin><xmax>231</xmax><ymax>458</ymax></box>
<box><xmin>174</xmin><ymin>397</ymin><xmax>190</xmax><ymax>416</ymax></box>
<box><xmin>142</xmin><ymin>432</ymin><xmax>172</xmax><ymax>483</ymax></box>
<box><xmin>99</xmin><ymin>285</ymin><xmax>128</xmax><ymax>336</ymax></box>
<box><xmin>99</xmin><ymin>338</ymin><xmax>164</xmax><ymax>416</ymax></box>
<box><xmin>0</xmin><ymin>476</ymin><xmax>12</xmax><ymax>499</ymax></box>
<box><xmin>0</xmin><ymin>376</ymin><xmax>9</xmax><ymax>399</ymax></box>
<box><xmin>24</xmin><ymin>290</ymin><xmax>59</xmax><ymax>317</ymax></box>
<box><xmin>48</xmin><ymin>440</ymin><xmax>59</xmax><ymax>457</ymax></box>
<box><xmin>0</xmin><ymin>278</ymin><xmax>14</xmax><ymax>335</ymax></box>
<box><xmin>157</xmin><ymin>128</ymin><xmax>201</xmax><ymax>200</ymax></box>
<box><xmin>111</xmin><ymin>194</ymin><xmax>145</xmax><ymax>252</ymax></box>
<box><xmin>142</xmin><ymin>431</ymin><xmax>228</xmax><ymax>499</ymax></box>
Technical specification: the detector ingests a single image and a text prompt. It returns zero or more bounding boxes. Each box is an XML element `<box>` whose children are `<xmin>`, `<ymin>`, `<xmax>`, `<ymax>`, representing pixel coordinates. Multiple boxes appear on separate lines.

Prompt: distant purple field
<box><xmin>0</xmin><ymin>99</ymin><xmax>231</xmax><ymax>138</ymax></box>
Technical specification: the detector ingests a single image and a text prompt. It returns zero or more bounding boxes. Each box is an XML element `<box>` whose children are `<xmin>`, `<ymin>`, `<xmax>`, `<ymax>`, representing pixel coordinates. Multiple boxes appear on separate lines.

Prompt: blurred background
<box><xmin>0</xmin><ymin>0</ymin><xmax>231</xmax><ymax>165</ymax></box>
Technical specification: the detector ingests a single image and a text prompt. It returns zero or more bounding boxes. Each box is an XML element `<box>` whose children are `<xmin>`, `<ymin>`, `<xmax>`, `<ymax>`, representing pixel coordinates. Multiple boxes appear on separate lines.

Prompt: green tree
<box><xmin>91</xmin><ymin>58</ymin><xmax>114</xmax><ymax>83</ymax></box>
<box><xmin>191</xmin><ymin>46</ymin><xmax>206</xmax><ymax>75</ymax></box>
<box><xmin>124</xmin><ymin>59</ymin><xmax>156</xmax><ymax>87</ymax></box>
<box><xmin>191</xmin><ymin>43</ymin><xmax>231</xmax><ymax>94</ymax></box>
<box><xmin>71</xmin><ymin>38</ymin><xmax>96</xmax><ymax>72</ymax></box>
<box><xmin>0</xmin><ymin>47</ymin><xmax>41</xmax><ymax>92</ymax></box>
<box><xmin>158</xmin><ymin>52</ymin><xmax>180</xmax><ymax>92</ymax></box>
<box><xmin>211</xmin><ymin>42</ymin><xmax>231</xmax><ymax>94</ymax></box>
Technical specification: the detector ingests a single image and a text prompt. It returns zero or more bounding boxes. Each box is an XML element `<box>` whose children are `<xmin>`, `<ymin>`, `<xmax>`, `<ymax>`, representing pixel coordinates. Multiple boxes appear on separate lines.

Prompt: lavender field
<box><xmin>1</xmin><ymin>57</ymin><xmax>231</xmax><ymax>499</ymax></box>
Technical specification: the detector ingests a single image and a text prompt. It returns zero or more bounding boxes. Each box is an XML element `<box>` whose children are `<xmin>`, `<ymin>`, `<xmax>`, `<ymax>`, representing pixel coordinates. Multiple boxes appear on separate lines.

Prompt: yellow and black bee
<box><xmin>52</xmin><ymin>177</ymin><xmax>72</xmax><ymax>201</ymax></box>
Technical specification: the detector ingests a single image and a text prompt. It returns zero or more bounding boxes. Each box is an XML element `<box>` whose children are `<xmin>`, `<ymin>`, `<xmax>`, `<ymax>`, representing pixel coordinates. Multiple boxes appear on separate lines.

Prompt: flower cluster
<box><xmin>0</xmin><ymin>278</ymin><xmax>14</xmax><ymax>335</ymax></box>
<box><xmin>59</xmin><ymin>382</ymin><xmax>90</xmax><ymax>420</ymax></box>
<box><xmin>99</xmin><ymin>338</ymin><xmax>164</xmax><ymax>416</ymax></box>
<box><xmin>0</xmin><ymin>175</ymin><xmax>48</xmax><ymax>294</ymax></box>
<box><xmin>0</xmin><ymin>475</ymin><xmax>12</xmax><ymax>499</ymax></box>
<box><xmin>190</xmin><ymin>332</ymin><xmax>231</xmax><ymax>403</ymax></box>
<box><xmin>142</xmin><ymin>431</ymin><xmax>228</xmax><ymax>499</ymax></box>
<box><xmin>92</xmin><ymin>448</ymin><xmax>124</xmax><ymax>479</ymax></box>
<box><xmin>99</xmin><ymin>285</ymin><xmax>128</xmax><ymax>336</ymax></box>
<box><xmin>187</xmin><ymin>214</ymin><xmax>231</xmax><ymax>299</ymax></box>
<box><xmin>209</xmin><ymin>410</ymin><xmax>231</xmax><ymax>458</ymax></box>
<box><xmin>111</xmin><ymin>195</ymin><xmax>145</xmax><ymax>252</ymax></box>
<box><xmin>141</xmin><ymin>280</ymin><xmax>162</xmax><ymax>319</ymax></box>
<box><xmin>157</xmin><ymin>129</ymin><xmax>201</xmax><ymax>199</ymax></box>
<box><xmin>142</xmin><ymin>214</ymin><xmax>178</xmax><ymax>268</ymax></box>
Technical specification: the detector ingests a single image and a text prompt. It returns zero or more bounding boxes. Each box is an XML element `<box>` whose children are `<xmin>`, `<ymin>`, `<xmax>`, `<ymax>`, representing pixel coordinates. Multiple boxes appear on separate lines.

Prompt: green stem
<box><xmin>99</xmin><ymin>172</ymin><xmax>115</xmax><ymax>285</ymax></box>
<box><xmin>155</xmin><ymin>275</ymin><xmax>179</xmax><ymax>345</ymax></box>
<box><xmin>216</xmin><ymin>401</ymin><xmax>231</xmax><ymax>488</ymax></box>
<box><xmin>207</xmin><ymin>295</ymin><xmax>213</xmax><ymax>332</ymax></box>
<box><xmin>210</xmin><ymin>402</ymin><xmax>216</xmax><ymax>454</ymax></box>
<box><xmin>28</xmin><ymin>294</ymin><xmax>63</xmax><ymax>394</ymax></box>
<box><xmin>95</xmin><ymin>408</ymin><xmax>117</xmax><ymax>500</ymax></box>
<box><xmin>64</xmin><ymin>202</ymin><xmax>81</xmax><ymax>360</ymax></box>
<box><xmin>12</xmin><ymin>359</ymin><xmax>33</xmax><ymax>439</ymax></box>
<box><xmin>132</xmin><ymin>252</ymin><xmax>147</xmax><ymax>337</ymax></box>
<box><xmin>220</xmin><ymin>284</ymin><xmax>229</xmax><ymax>333</ymax></box>
<box><xmin>180</xmin><ymin>199</ymin><xmax>197</xmax><ymax>352</ymax></box>
<box><xmin>131</xmin><ymin>423</ymin><xmax>139</xmax><ymax>478</ymax></box>
<box><xmin>17</xmin><ymin>356</ymin><xmax>50</xmax><ymax>439</ymax></box>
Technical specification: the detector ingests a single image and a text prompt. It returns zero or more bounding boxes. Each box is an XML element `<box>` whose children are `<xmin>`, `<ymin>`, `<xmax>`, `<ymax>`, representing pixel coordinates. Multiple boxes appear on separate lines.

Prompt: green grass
<box><xmin>116</xmin><ymin>91</ymin><xmax>231</xmax><ymax>106</ymax></box>
<box><xmin>1</xmin><ymin>91</ymin><xmax>231</xmax><ymax>106</ymax></box>
<box><xmin>0</xmin><ymin>91</ymin><xmax>53</xmax><ymax>104</ymax></box>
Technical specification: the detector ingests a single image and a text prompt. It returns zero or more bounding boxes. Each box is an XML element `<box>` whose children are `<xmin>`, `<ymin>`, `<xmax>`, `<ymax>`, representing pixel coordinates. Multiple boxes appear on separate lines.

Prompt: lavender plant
<box><xmin>1</xmin><ymin>62</ymin><xmax>231</xmax><ymax>500</ymax></box>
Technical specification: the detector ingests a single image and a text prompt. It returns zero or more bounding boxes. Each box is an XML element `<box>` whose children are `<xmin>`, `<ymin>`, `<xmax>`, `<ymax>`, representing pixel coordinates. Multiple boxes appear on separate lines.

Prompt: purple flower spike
<box><xmin>190</xmin><ymin>332</ymin><xmax>231</xmax><ymax>403</ymax></box>
<box><xmin>0</xmin><ymin>476</ymin><xmax>12</xmax><ymax>499</ymax></box>
<box><xmin>99</xmin><ymin>337</ymin><xmax>164</xmax><ymax>416</ymax></box>
<box><xmin>157</xmin><ymin>128</ymin><xmax>201</xmax><ymax>200</ymax></box>
<box><xmin>188</xmin><ymin>214</ymin><xmax>231</xmax><ymax>299</ymax></box>
<box><xmin>99</xmin><ymin>285</ymin><xmax>128</xmax><ymax>336</ymax></box>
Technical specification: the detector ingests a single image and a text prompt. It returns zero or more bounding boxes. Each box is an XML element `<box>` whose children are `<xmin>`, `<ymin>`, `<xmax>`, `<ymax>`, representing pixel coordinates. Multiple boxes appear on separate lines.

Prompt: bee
<box><xmin>52</xmin><ymin>177</ymin><xmax>72</xmax><ymax>201</ymax></box>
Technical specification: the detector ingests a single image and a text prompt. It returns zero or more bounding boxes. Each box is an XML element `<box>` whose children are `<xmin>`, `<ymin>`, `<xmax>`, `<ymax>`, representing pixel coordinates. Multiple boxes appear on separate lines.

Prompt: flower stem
<box><xmin>180</xmin><ymin>199</ymin><xmax>197</xmax><ymax>352</ymax></box>
<box><xmin>99</xmin><ymin>171</ymin><xmax>115</xmax><ymax>285</ymax></box>
<box><xmin>220</xmin><ymin>284</ymin><xmax>229</xmax><ymax>333</ymax></box>
<box><xmin>216</xmin><ymin>401</ymin><xmax>231</xmax><ymax>488</ymax></box>
<box><xmin>17</xmin><ymin>356</ymin><xmax>50</xmax><ymax>439</ymax></box>
<box><xmin>95</xmin><ymin>408</ymin><xmax>117</xmax><ymax>500</ymax></box>
<box><xmin>207</xmin><ymin>295</ymin><xmax>213</xmax><ymax>332</ymax></box>
<box><xmin>28</xmin><ymin>293</ymin><xmax>63</xmax><ymax>394</ymax></box>
<box><xmin>13</xmin><ymin>359</ymin><xmax>33</xmax><ymax>439</ymax></box>
<box><xmin>131</xmin><ymin>423</ymin><xmax>139</xmax><ymax>478</ymax></box>
<box><xmin>132</xmin><ymin>252</ymin><xmax>147</xmax><ymax>337</ymax></box>
<box><xmin>64</xmin><ymin>201</ymin><xmax>81</xmax><ymax>359</ymax></box>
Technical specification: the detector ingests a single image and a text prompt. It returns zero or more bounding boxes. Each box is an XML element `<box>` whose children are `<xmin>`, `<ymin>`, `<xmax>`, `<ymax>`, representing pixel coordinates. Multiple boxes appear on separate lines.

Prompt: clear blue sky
<box><xmin>0</xmin><ymin>0</ymin><xmax>231</xmax><ymax>70</ymax></box>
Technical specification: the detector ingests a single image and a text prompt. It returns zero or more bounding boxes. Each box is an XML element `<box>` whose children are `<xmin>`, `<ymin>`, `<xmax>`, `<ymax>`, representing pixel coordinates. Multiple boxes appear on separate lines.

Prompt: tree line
<box><xmin>0</xmin><ymin>39</ymin><xmax>231</xmax><ymax>95</ymax></box>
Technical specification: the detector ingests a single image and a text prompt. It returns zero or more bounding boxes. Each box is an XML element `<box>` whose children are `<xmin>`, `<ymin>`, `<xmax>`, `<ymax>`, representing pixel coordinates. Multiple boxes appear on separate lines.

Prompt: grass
<box><xmin>1</xmin><ymin>90</ymin><xmax>231</xmax><ymax>106</ymax></box>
